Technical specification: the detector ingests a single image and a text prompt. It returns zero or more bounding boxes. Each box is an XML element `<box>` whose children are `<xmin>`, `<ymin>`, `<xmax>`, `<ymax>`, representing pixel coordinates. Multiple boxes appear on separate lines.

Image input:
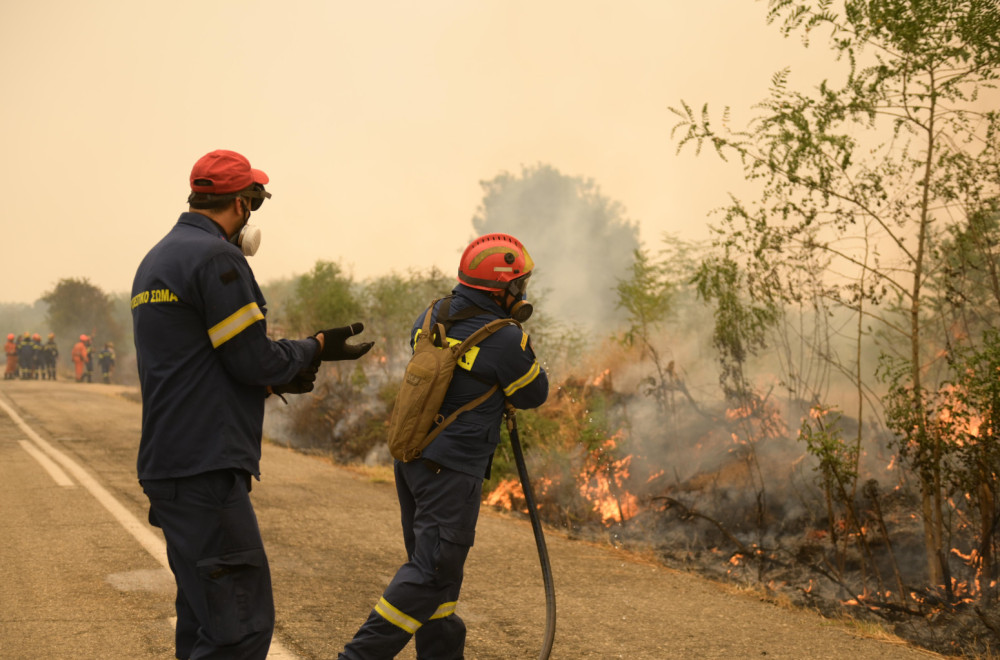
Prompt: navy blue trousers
<box><xmin>340</xmin><ymin>459</ymin><xmax>483</xmax><ymax>660</ymax></box>
<box><xmin>141</xmin><ymin>469</ymin><xmax>274</xmax><ymax>660</ymax></box>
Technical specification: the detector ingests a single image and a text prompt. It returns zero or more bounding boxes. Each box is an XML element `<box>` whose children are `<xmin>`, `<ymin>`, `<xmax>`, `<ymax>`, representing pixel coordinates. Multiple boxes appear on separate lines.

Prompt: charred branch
<box><xmin>651</xmin><ymin>495</ymin><xmax>754</xmax><ymax>558</ymax></box>
<box><xmin>864</xmin><ymin>479</ymin><xmax>909</xmax><ymax>608</ymax></box>
<box><xmin>975</xmin><ymin>606</ymin><xmax>1000</xmax><ymax>642</ymax></box>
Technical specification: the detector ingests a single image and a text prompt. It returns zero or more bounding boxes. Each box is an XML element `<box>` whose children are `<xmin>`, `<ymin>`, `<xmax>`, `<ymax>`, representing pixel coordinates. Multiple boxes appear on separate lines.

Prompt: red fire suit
<box><xmin>71</xmin><ymin>340</ymin><xmax>89</xmax><ymax>382</ymax></box>
<box><xmin>4</xmin><ymin>339</ymin><xmax>17</xmax><ymax>379</ymax></box>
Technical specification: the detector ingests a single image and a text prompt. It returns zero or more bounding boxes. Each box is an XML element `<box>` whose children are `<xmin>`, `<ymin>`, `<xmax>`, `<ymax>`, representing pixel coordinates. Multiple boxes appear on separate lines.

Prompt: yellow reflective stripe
<box><xmin>429</xmin><ymin>601</ymin><xmax>457</xmax><ymax>620</ymax></box>
<box><xmin>412</xmin><ymin>330</ymin><xmax>480</xmax><ymax>370</ymax></box>
<box><xmin>504</xmin><ymin>361</ymin><xmax>541</xmax><ymax>396</ymax></box>
<box><xmin>454</xmin><ymin>343</ymin><xmax>480</xmax><ymax>371</ymax></box>
<box><xmin>208</xmin><ymin>302</ymin><xmax>265</xmax><ymax>348</ymax></box>
<box><xmin>374</xmin><ymin>597</ymin><xmax>422</xmax><ymax>634</ymax></box>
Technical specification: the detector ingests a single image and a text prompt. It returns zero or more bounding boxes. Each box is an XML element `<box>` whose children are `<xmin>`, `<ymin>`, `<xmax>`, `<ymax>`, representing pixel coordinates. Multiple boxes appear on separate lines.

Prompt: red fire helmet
<box><xmin>458</xmin><ymin>233</ymin><xmax>534</xmax><ymax>293</ymax></box>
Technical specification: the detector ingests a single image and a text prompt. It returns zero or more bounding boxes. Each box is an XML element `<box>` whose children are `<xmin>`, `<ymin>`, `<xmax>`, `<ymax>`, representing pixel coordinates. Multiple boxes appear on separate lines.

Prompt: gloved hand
<box><xmin>315</xmin><ymin>322</ymin><xmax>374</xmax><ymax>361</ymax></box>
<box><xmin>269</xmin><ymin>362</ymin><xmax>319</xmax><ymax>403</ymax></box>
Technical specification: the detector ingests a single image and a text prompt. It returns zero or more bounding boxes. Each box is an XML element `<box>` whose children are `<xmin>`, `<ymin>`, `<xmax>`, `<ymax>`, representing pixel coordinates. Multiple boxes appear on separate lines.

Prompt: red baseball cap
<box><xmin>189</xmin><ymin>149</ymin><xmax>269</xmax><ymax>194</ymax></box>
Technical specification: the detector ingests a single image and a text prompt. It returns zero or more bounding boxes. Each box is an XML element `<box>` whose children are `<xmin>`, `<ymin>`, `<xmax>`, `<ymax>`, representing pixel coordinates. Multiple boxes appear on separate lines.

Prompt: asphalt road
<box><xmin>0</xmin><ymin>379</ymin><xmax>947</xmax><ymax>659</ymax></box>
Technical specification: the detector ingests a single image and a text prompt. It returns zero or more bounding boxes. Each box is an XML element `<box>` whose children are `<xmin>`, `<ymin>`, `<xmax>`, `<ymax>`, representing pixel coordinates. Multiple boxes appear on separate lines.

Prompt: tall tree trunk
<box><xmin>913</xmin><ymin>88</ymin><xmax>944</xmax><ymax>587</ymax></box>
<box><xmin>980</xmin><ymin>477</ymin><xmax>996</xmax><ymax>604</ymax></box>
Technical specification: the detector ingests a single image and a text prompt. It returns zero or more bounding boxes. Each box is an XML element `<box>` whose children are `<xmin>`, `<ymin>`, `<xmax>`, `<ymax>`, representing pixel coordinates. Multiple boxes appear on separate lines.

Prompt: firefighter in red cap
<box><xmin>71</xmin><ymin>334</ymin><xmax>90</xmax><ymax>382</ymax></box>
<box><xmin>339</xmin><ymin>233</ymin><xmax>549</xmax><ymax>660</ymax></box>
<box><xmin>4</xmin><ymin>333</ymin><xmax>17</xmax><ymax>380</ymax></box>
<box><xmin>132</xmin><ymin>149</ymin><xmax>374</xmax><ymax>660</ymax></box>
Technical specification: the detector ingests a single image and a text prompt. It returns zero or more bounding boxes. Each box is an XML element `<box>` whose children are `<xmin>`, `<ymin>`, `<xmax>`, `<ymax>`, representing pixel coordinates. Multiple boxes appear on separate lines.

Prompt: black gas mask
<box><xmin>506</xmin><ymin>274</ymin><xmax>533</xmax><ymax>323</ymax></box>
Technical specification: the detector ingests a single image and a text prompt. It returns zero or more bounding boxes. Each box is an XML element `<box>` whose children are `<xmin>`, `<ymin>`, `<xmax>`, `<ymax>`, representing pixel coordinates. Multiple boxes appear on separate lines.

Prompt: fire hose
<box><xmin>505</xmin><ymin>405</ymin><xmax>556</xmax><ymax>660</ymax></box>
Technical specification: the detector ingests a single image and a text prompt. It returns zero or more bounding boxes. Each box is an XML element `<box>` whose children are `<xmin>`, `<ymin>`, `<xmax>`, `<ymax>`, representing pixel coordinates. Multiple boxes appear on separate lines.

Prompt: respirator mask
<box><xmin>506</xmin><ymin>274</ymin><xmax>533</xmax><ymax>323</ymax></box>
<box><xmin>230</xmin><ymin>183</ymin><xmax>270</xmax><ymax>257</ymax></box>
<box><xmin>231</xmin><ymin>223</ymin><xmax>262</xmax><ymax>257</ymax></box>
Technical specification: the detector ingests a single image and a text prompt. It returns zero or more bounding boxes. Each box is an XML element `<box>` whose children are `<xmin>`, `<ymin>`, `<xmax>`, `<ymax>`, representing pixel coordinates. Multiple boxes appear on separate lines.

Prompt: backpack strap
<box><xmin>420</xmin><ymin>298</ymin><xmax>449</xmax><ymax>348</ymax></box>
<box><xmin>423</xmin><ymin>384</ymin><xmax>500</xmax><ymax>446</ymax></box>
<box><xmin>454</xmin><ymin>317</ymin><xmax>521</xmax><ymax>356</ymax></box>
<box><xmin>425</xmin><ymin>296</ymin><xmax>495</xmax><ymax>350</ymax></box>
<box><xmin>422</xmin><ymin>317</ymin><xmax>522</xmax><ymax>446</ymax></box>
<box><xmin>435</xmin><ymin>295</ymin><xmax>491</xmax><ymax>331</ymax></box>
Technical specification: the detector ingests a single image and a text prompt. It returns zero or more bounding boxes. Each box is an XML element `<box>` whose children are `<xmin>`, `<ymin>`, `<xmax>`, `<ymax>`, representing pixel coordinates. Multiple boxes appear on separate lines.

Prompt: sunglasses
<box><xmin>242</xmin><ymin>183</ymin><xmax>272</xmax><ymax>212</ymax></box>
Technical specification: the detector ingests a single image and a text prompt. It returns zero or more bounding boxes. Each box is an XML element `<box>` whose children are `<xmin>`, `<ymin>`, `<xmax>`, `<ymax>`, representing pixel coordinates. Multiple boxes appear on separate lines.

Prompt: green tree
<box><xmin>672</xmin><ymin>0</ymin><xmax>1000</xmax><ymax>587</ymax></box>
<box><xmin>473</xmin><ymin>164</ymin><xmax>640</xmax><ymax>334</ymax></box>
<box><xmin>0</xmin><ymin>301</ymin><xmax>49</xmax><ymax>339</ymax></box>
<box><xmin>938</xmin><ymin>329</ymin><xmax>1000</xmax><ymax>604</ymax></box>
<box><xmin>259</xmin><ymin>275</ymin><xmax>299</xmax><ymax>338</ymax></box>
<box><xmin>42</xmin><ymin>278</ymin><xmax>123</xmax><ymax>352</ymax></box>
<box><xmin>692</xmin><ymin>251</ymin><xmax>781</xmax><ymax>404</ymax></box>
<box><xmin>363</xmin><ymin>267</ymin><xmax>454</xmax><ymax>369</ymax></box>
<box><xmin>928</xmin><ymin>201</ymin><xmax>1000</xmax><ymax>349</ymax></box>
<box><xmin>284</xmin><ymin>261</ymin><xmax>363</xmax><ymax>336</ymax></box>
<box><xmin>616</xmin><ymin>247</ymin><xmax>675</xmax><ymax>411</ymax></box>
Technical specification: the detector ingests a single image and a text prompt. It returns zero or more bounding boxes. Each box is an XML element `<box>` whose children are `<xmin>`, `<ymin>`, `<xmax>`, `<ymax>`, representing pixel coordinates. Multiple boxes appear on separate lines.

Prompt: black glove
<box><xmin>315</xmin><ymin>322</ymin><xmax>374</xmax><ymax>361</ymax></box>
<box><xmin>269</xmin><ymin>362</ymin><xmax>319</xmax><ymax>403</ymax></box>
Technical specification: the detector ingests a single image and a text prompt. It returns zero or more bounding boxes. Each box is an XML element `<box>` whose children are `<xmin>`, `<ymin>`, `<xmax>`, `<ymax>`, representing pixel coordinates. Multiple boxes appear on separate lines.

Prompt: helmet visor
<box><xmin>507</xmin><ymin>273</ymin><xmax>531</xmax><ymax>297</ymax></box>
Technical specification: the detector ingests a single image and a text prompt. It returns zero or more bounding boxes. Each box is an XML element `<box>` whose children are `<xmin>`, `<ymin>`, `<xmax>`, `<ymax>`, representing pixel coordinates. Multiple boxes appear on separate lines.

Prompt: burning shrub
<box><xmin>266</xmin><ymin>362</ymin><xmax>396</xmax><ymax>463</ymax></box>
<box><xmin>485</xmin><ymin>376</ymin><xmax>643</xmax><ymax>529</ymax></box>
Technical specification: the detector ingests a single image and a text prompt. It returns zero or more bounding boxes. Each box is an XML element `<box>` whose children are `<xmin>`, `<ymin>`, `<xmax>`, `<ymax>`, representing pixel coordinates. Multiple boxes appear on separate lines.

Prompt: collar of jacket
<box><xmin>177</xmin><ymin>212</ymin><xmax>229</xmax><ymax>240</ymax></box>
<box><xmin>452</xmin><ymin>283</ymin><xmax>508</xmax><ymax>319</ymax></box>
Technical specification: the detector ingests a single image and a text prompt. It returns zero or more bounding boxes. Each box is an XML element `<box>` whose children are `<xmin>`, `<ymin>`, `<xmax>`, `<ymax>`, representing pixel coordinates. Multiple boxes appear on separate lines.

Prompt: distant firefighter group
<box><xmin>4</xmin><ymin>332</ymin><xmax>116</xmax><ymax>384</ymax></box>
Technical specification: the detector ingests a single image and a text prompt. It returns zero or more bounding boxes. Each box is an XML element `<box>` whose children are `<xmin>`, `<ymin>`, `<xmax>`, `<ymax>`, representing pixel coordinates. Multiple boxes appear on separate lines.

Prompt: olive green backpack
<box><xmin>387</xmin><ymin>297</ymin><xmax>520</xmax><ymax>462</ymax></box>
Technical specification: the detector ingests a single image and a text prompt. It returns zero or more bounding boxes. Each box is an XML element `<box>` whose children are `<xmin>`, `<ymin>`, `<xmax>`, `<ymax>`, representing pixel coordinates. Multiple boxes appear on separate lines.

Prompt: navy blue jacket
<box><xmin>415</xmin><ymin>285</ymin><xmax>548</xmax><ymax>477</ymax></box>
<box><xmin>132</xmin><ymin>212</ymin><xmax>318</xmax><ymax>480</ymax></box>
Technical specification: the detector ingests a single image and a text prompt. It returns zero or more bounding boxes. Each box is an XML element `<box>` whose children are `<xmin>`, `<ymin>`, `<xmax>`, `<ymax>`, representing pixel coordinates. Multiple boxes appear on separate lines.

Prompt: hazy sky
<box><xmin>0</xmin><ymin>1</ymin><xmax>829</xmax><ymax>305</ymax></box>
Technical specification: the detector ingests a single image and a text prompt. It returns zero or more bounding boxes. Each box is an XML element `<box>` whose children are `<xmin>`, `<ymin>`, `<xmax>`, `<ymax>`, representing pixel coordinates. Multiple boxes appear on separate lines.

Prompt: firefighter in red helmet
<box><xmin>28</xmin><ymin>333</ymin><xmax>43</xmax><ymax>379</ymax></box>
<box><xmin>339</xmin><ymin>233</ymin><xmax>548</xmax><ymax>660</ymax></box>
<box><xmin>457</xmin><ymin>232</ymin><xmax>536</xmax><ymax>322</ymax></box>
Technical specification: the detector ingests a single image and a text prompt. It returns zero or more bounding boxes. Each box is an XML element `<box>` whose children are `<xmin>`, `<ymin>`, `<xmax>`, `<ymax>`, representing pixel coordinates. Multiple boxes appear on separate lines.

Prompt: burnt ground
<box><xmin>566</xmin><ymin>505</ymin><xmax>1000</xmax><ymax>659</ymax></box>
<box><xmin>0</xmin><ymin>379</ymin><xmax>955</xmax><ymax>659</ymax></box>
<box><xmin>541</xmin><ymin>456</ymin><xmax>1000</xmax><ymax>660</ymax></box>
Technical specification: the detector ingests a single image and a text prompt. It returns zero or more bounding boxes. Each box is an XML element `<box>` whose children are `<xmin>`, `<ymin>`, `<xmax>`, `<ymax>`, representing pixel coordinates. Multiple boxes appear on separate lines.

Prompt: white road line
<box><xmin>0</xmin><ymin>394</ymin><xmax>300</xmax><ymax>660</ymax></box>
<box><xmin>0</xmin><ymin>394</ymin><xmax>168</xmax><ymax>565</ymax></box>
<box><xmin>17</xmin><ymin>439</ymin><xmax>75</xmax><ymax>487</ymax></box>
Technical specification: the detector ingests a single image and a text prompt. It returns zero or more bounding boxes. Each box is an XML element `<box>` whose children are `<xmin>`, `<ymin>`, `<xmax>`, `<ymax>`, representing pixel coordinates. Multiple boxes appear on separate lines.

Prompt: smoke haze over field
<box><xmin>0</xmin><ymin>1</ymin><xmax>836</xmax><ymax>305</ymax></box>
<box><xmin>472</xmin><ymin>164</ymin><xmax>640</xmax><ymax>333</ymax></box>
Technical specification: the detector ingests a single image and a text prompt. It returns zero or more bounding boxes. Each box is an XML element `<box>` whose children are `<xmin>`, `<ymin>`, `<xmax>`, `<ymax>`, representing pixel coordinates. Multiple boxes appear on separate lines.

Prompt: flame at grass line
<box><xmin>592</xmin><ymin>368</ymin><xmax>611</xmax><ymax>387</ymax></box>
<box><xmin>578</xmin><ymin>437</ymin><xmax>639</xmax><ymax>523</ymax></box>
<box><xmin>485</xmin><ymin>478</ymin><xmax>529</xmax><ymax>511</ymax></box>
<box><xmin>485</xmin><ymin>432</ymin><xmax>639</xmax><ymax>524</ymax></box>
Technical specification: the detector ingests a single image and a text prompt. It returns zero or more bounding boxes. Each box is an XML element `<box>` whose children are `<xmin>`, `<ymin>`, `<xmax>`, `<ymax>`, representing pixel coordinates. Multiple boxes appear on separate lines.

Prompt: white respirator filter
<box><xmin>236</xmin><ymin>224</ymin><xmax>262</xmax><ymax>257</ymax></box>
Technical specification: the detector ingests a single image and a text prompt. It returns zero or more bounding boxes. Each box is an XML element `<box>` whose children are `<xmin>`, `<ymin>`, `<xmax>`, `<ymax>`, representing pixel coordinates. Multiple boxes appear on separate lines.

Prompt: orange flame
<box><xmin>485</xmin><ymin>478</ymin><xmax>523</xmax><ymax>510</ymax></box>
<box><xmin>578</xmin><ymin>462</ymin><xmax>639</xmax><ymax>524</ymax></box>
<box><xmin>592</xmin><ymin>368</ymin><xmax>611</xmax><ymax>387</ymax></box>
